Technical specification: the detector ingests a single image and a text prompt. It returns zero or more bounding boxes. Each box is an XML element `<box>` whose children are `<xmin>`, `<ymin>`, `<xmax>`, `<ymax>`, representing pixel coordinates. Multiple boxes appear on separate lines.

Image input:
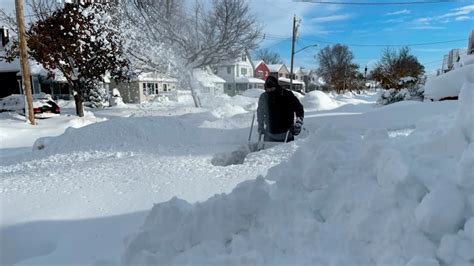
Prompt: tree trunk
<box><xmin>186</xmin><ymin>70</ymin><xmax>201</xmax><ymax>108</ymax></box>
<box><xmin>73</xmin><ymin>87</ymin><xmax>84</xmax><ymax>117</ymax></box>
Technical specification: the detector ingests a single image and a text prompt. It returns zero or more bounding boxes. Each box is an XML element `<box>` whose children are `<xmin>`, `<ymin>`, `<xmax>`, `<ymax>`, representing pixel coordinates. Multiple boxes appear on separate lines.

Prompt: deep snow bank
<box><xmin>300</xmin><ymin>90</ymin><xmax>340</xmax><ymax>111</ymax></box>
<box><xmin>424</xmin><ymin>64</ymin><xmax>474</xmax><ymax>101</ymax></box>
<box><xmin>122</xmin><ymin>82</ymin><xmax>474</xmax><ymax>265</ymax></box>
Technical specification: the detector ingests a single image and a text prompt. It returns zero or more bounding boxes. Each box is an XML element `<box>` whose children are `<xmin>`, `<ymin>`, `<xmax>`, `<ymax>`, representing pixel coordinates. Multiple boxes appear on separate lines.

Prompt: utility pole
<box><xmin>289</xmin><ymin>15</ymin><xmax>299</xmax><ymax>92</ymax></box>
<box><xmin>15</xmin><ymin>0</ymin><xmax>35</xmax><ymax>125</ymax></box>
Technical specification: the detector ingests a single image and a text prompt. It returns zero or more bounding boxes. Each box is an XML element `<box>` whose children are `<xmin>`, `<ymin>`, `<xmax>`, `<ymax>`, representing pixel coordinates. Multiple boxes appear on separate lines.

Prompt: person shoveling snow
<box><xmin>257</xmin><ymin>75</ymin><xmax>304</xmax><ymax>143</ymax></box>
<box><xmin>212</xmin><ymin>76</ymin><xmax>304</xmax><ymax>166</ymax></box>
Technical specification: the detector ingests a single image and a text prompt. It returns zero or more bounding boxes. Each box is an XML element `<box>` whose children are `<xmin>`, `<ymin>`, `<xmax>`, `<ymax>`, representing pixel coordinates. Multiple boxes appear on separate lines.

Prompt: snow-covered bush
<box><xmin>85</xmin><ymin>83</ymin><xmax>109</xmax><ymax>108</ymax></box>
<box><xmin>377</xmin><ymin>82</ymin><xmax>424</xmax><ymax>105</ymax></box>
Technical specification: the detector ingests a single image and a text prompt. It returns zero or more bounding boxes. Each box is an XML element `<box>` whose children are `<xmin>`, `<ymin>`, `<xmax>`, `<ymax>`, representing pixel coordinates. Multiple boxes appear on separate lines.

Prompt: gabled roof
<box><xmin>267</xmin><ymin>64</ymin><xmax>288</xmax><ymax>73</ymax></box>
<box><xmin>193</xmin><ymin>67</ymin><xmax>225</xmax><ymax>86</ymax></box>
<box><xmin>295</xmin><ymin>67</ymin><xmax>307</xmax><ymax>75</ymax></box>
<box><xmin>253</xmin><ymin>60</ymin><xmax>265</xmax><ymax>68</ymax></box>
<box><xmin>0</xmin><ymin>53</ymin><xmax>47</xmax><ymax>75</ymax></box>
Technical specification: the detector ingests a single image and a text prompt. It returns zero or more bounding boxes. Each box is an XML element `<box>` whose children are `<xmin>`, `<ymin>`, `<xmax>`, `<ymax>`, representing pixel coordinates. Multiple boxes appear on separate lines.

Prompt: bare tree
<box><xmin>316</xmin><ymin>44</ymin><xmax>359</xmax><ymax>93</ymax></box>
<box><xmin>371</xmin><ymin>47</ymin><xmax>424</xmax><ymax>89</ymax></box>
<box><xmin>0</xmin><ymin>0</ymin><xmax>61</xmax><ymax>33</ymax></box>
<box><xmin>254</xmin><ymin>48</ymin><xmax>283</xmax><ymax>64</ymax></box>
<box><xmin>121</xmin><ymin>0</ymin><xmax>261</xmax><ymax>107</ymax></box>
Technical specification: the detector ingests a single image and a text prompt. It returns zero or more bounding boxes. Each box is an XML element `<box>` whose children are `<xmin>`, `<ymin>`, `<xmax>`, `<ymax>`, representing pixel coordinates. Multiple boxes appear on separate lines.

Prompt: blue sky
<box><xmin>249</xmin><ymin>0</ymin><xmax>474</xmax><ymax>74</ymax></box>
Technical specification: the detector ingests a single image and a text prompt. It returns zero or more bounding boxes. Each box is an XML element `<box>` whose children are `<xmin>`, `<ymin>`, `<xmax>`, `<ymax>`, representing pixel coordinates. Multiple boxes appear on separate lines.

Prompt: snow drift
<box><xmin>122</xmin><ymin>82</ymin><xmax>474</xmax><ymax>265</ymax></box>
<box><xmin>424</xmin><ymin>62</ymin><xmax>474</xmax><ymax>101</ymax></box>
<box><xmin>300</xmin><ymin>90</ymin><xmax>339</xmax><ymax>111</ymax></box>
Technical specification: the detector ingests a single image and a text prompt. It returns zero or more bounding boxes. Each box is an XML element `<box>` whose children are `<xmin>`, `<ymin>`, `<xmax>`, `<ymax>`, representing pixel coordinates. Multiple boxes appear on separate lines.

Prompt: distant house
<box><xmin>214</xmin><ymin>51</ymin><xmax>264</xmax><ymax>96</ymax></box>
<box><xmin>193</xmin><ymin>67</ymin><xmax>225</xmax><ymax>95</ymax></box>
<box><xmin>278</xmin><ymin>77</ymin><xmax>305</xmax><ymax>92</ymax></box>
<box><xmin>112</xmin><ymin>72</ymin><xmax>178</xmax><ymax>103</ymax></box>
<box><xmin>253</xmin><ymin>60</ymin><xmax>270</xmax><ymax>81</ymax></box>
<box><xmin>0</xmin><ymin>54</ymin><xmax>74</xmax><ymax>99</ymax></box>
<box><xmin>267</xmin><ymin>64</ymin><xmax>289</xmax><ymax>79</ymax></box>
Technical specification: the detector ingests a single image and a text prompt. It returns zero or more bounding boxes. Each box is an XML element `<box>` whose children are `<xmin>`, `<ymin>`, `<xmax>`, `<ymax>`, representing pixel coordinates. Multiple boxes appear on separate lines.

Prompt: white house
<box><xmin>214</xmin><ymin>51</ymin><xmax>264</xmax><ymax>96</ymax></box>
<box><xmin>193</xmin><ymin>67</ymin><xmax>226</xmax><ymax>95</ymax></box>
<box><xmin>113</xmin><ymin>72</ymin><xmax>178</xmax><ymax>103</ymax></box>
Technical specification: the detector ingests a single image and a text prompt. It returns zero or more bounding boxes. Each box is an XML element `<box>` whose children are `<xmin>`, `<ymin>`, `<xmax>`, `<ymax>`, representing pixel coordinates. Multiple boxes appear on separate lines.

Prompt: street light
<box><xmin>290</xmin><ymin>43</ymin><xmax>318</xmax><ymax>92</ymax></box>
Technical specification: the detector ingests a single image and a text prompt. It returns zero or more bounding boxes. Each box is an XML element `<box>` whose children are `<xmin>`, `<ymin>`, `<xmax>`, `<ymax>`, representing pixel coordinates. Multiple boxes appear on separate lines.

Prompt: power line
<box><xmin>293</xmin><ymin>0</ymin><xmax>459</xmax><ymax>5</ymax></box>
<box><xmin>298</xmin><ymin>36</ymin><xmax>466</xmax><ymax>47</ymax></box>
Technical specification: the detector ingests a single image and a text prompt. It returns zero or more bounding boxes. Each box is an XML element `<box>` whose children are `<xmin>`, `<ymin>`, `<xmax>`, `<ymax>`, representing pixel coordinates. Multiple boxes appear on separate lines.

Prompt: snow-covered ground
<box><xmin>0</xmin><ymin>83</ymin><xmax>473</xmax><ymax>265</ymax></box>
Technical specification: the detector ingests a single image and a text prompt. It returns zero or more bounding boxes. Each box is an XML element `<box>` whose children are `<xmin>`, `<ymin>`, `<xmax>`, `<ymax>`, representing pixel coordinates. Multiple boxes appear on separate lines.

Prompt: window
<box><xmin>163</xmin><ymin>84</ymin><xmax>168</xmax><ymax>92</ymax></box>
<box><xmin>257</xmin><ymin>71</ymin><xmax>263</xmax><ymax>78</ymax></box>
<box><xmin>32</xmin><ymin>76</ymin><xmax>41</xmax><ymax>94</ymax></box>
<box><xmin>241</xmin><ymin>68</ymin><xmax>247</xmax><ymax>76</ymax></box>
<box><xmin>143</xmin><ymin>83</ymin><xmax>158</xmax><ymax>95</ymax></box>
<box><xmin>227</xmin><ymin>66</ymin><xmax>232</xmax><ymax>74</ymax></box>
<box><xmin>241</xmin><ymin>54</ymin><xmax>246</xmax><ymax>62</ymax></box>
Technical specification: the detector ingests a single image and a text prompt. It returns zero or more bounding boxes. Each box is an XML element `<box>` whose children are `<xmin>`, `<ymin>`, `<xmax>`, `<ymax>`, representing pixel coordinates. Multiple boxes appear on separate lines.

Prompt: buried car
<box><xmin>0</xmin><ymin>94</ymin><xmax>60</xmax><ymax>118</ymax></box>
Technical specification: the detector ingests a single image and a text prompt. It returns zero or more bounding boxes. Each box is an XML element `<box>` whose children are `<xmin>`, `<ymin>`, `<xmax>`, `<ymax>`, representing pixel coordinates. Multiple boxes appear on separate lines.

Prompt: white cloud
<box><xmin>385</xmin><ymin>9</ymin><xmax>411</xmax><ymax>16</ymax></box>
<box><xmin>412</xmin><ymin>5</ymin><xmax>474</xmax><ymax>26</ymax></box>
<box><xmin>308</xmin><ymin>14</ymin><xmax>353</xmax><ymax>23</ymax></box>
<box><xmin>440</xmin><ymin>5</ymin><xmax>474</xmax><ymax>19</ymax></box>
<box><xmin>384</xmin><ymin>18</ymin><xmax>405</xmax><ymax>24</ymax></box>
<box><xmin>455</xmin><ymin>16</ymin><xmax>472</xmax><ymax>21</ymax></box>
<box><xmin>249</xmin><ymin>0</ymin><xmax>342</xmax><ymax>39</ymax></box>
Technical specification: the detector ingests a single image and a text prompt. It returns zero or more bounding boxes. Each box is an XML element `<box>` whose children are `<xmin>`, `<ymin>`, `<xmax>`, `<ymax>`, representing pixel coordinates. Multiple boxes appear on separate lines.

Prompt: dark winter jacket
<box><xmin>257</xmin><ymin>87</ymin><xmax>304</xmax><ymax>135</ymax></box>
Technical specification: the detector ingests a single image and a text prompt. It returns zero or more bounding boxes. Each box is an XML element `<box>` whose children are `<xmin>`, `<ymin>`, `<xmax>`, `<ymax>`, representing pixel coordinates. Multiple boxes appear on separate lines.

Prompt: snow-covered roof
<box><xmin>253</xmin><ymin>60</ymin><xmax>265</xmax><ymax>68</ymax></box>
<box><xmin>235</xmin><ymin>77</ymin><xmax>265</xmax><ymax>84</ymax></box>
<box><xmin>295</xmin><ymin>67</ymin><xmax>307</xmax><ymax>75</ymax></box>
<box><xmin>267</xmin><ymin>64</ymin><xmax>284</xmax><ymax>72</ymax></box>
<box><xmin>193</xmin><ymin>68</ymin><xmax>225</xmax><ymax>87</ymax></box>
<box><xmin>278</xmin><ymin>77</ymin><xmax>305</xmax><ymax>85</ymax></box>
<box><xmin>1</xmin><ymin>53</ymin><xmax>49</xmax><ymax>76</ymax></box>
<box><xmin>136</xmin><ymin>72</ymin><xmax>178</xmax><ymax>83</ymax></box>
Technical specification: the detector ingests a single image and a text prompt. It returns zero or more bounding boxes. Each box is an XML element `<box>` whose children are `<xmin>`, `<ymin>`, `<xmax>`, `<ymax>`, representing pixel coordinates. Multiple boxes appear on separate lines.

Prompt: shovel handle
<box><xmin>248</xmin><ymin>113</ymin><xmax>256</xmax><ymax>142</ymax></box>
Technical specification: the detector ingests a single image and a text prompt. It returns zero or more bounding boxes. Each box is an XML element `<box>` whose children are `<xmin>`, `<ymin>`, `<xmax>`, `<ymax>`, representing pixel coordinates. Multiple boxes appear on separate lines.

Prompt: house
<box><xmin>267</xmin><ymin>64</ymin><xmax>289</xmax><ymax>79</ymax></box>
<box><xmin>277</xmin><ymin>77</ymin><xmax>305</xmax><ymax>92</ymax></box>
<box><xmin>193</xmin><ymin>67</ymin><xmax>225</xmax><ymax>95</ymax></box>
<box><xmin>112</xmin><ymin>71</ymin><xmax>178</xmax><ymax>103</ymax></box>
<box><xmin>0</xmin><ymin>54</ymin><xmax>74</xmax><ymax>99</ymax></box>
<box><xmin>253</xmin><ymin>60</ymin><xmax>270</xmax><ymax>81</ymax></box>
<box><xmin>214</xmin><ymin>51</ymin><xmax>264</xmax><ymax>96</ymax></box>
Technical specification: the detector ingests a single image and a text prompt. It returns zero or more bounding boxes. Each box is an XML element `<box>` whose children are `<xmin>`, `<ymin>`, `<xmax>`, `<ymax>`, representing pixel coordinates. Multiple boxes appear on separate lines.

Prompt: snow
<box><xmin>1</xmin><ymin>79</ymin><xmax>473</xmax><ymax>266</ymax></box>
<box><xmin>278</xmin><ymin>76</ymin><xmax>305</xmax><ymax>85</ymax></box>
<box><xmin>424</xmin><ymin>63</ymin><xmax>474</xmax><ymax>100</ymax></box>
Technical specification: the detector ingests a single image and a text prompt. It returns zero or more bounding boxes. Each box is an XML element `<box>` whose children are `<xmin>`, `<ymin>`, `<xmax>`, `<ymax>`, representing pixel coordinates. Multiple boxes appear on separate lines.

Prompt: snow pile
<box><xmin>424</xmin><ymin>64</ymin><xmax>474</xmax><ymax>101</ymax></box>
<box><xmin>300</xmin><ymin>90</ymin><xmax>339</xmax><ymax>111</ymax></box>
<box><xmin>122</xmin><ymin>83</ymin><xmax>474</xmax><ymax>265</ymax></box>
<box><xmin>241</xmin><ymin>88</ymin><xmax>264</xmax><ymax>98</ymax></box>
